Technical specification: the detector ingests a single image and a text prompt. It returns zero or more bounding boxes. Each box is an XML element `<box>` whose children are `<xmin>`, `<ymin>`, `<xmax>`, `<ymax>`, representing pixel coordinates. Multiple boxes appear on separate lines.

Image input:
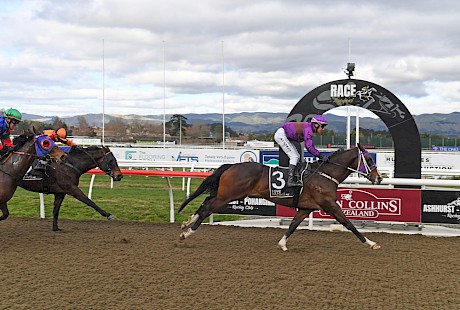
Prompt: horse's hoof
<box><xmin>179</xmin><ymin>232</ymin><xmax>186</xmax><ymax>240</ymax></box>
<box><xmin>278</xmin><ymin>243</ymin><xmax>288</xmax><ymax>251</ymax></box>
<box><xmin>107</xmin><ymin>214</ymin><xmax>116</xmax><ymax>220</ymax></box>
<box><xmin>371</xmin><ymin>243</ymin><xmax>381</xmax><ymax>250</ymax></box>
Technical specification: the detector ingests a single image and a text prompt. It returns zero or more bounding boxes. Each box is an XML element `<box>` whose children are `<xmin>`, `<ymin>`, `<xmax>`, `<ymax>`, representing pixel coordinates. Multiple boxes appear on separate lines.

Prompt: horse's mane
<box><xmin>11</xmin><ymin>134</ymin><xmax>32</xmax><ymax>151</ymax></box>
<box><xmin>328</xmin><ymin>147</ymin><xmax>348</xmax><ymax>159</ymax></box>
<box><xmin>307</xmin><ymin>147</ymin><xmax>354</xmax><ymax>170</ymax></box>
<box><xmin>0</xmin><ymin>134</ymin><xmax>33</xmax><ymax>163</ymax></box>
<box><xmin>68</xmin><ymin>146</ymin><xmax>103</xmax><ymax>155</ymax></box>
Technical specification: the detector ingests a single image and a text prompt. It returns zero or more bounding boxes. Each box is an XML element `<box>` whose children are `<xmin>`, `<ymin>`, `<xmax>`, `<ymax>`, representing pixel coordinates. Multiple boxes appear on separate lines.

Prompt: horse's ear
<box><xmin>357</xmin><ymin>143</ymin><xmax>364</xmax><ymax>151</ymax></box>
<box><xmin>33</xmin><ymin>126</ymin><xmax>40</xmax><ymax>135</ymax></box>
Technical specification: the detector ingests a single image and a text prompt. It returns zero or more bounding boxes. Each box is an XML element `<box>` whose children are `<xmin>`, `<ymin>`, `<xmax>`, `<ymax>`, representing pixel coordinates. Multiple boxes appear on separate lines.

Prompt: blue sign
<box><xmin>432</xmin><ymin>146</ymin><xmax>460</xmax><ymax>152</ymax></box>
<box><xmin>259</xmin><ymin>150</ymin><xmax>332</xmax><ymax>165</ymax></box>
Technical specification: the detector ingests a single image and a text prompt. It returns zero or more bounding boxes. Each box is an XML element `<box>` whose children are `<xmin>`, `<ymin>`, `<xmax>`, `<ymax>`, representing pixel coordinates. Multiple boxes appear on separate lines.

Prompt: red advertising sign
<box><xmin>277</xmin><ymin>188</ymin><xmax>421</xmax><ymax>223</ymax></box>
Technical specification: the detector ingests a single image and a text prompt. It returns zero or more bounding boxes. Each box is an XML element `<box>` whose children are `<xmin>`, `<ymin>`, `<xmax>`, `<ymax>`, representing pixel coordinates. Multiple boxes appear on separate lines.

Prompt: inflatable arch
<box><xmin>280</xmin><ymin>78</ymin><xmax>421</xmax><ymax>180</ymax></box>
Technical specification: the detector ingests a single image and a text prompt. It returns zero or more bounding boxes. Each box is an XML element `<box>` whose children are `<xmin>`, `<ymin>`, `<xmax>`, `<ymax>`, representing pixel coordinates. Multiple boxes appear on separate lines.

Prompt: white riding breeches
<box><xmin>274</xmin><ymin>128</ymin><xmax>300</xmax><ymax>166</ymax></box>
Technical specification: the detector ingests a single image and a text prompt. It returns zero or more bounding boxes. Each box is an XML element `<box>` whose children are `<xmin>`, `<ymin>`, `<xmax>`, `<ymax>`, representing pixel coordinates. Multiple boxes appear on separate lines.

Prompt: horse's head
<box><xmin>356</xmin><ymin>143</ymin><xmax>382</xmax><ymax>185</ymax></box>
<box><xmin>35</xmin><ymin>134</ymin><xmax>68</xmax><ymax>164</ymax></box>
<box><xmin>96</xmin><ymin>147</ymin><xmax>123</xmax><ymax>181</ymax></box>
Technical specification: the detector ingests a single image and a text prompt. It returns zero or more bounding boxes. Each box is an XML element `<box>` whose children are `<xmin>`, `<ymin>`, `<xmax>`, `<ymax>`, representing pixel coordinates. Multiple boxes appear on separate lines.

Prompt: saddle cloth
<box><xmin>268</xmin><ymin>166</ymin><xmax>304</xmax><ymax>198</ymax></box>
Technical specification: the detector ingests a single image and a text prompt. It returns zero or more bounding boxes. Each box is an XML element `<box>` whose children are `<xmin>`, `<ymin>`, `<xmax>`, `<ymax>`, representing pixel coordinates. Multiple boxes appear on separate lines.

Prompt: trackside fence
<box><xmin>38</xmin><ymin>161</ymin><xmax>460</xmax><ymax>227</ymax></box>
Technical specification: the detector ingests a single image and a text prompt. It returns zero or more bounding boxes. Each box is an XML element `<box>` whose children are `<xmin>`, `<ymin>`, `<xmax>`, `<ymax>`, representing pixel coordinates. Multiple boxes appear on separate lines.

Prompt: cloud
<box><xmin>0</xmin><ymin>0</ymin><xmax>459</xmax><ymax>118</ymax></box>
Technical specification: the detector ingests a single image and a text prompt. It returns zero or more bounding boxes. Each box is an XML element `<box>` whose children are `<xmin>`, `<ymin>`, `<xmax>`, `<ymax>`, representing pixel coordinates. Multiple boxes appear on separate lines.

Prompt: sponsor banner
<box><xmin>72</xmin><ymin>138</ymin><xmax>102</xmax><ymax>145</ymax></box>
<box><xmin>217</xmin><ymin>197</ymin><xmax>276</xmax><ymax>216</ymax></box>
<box><xmin>421</xmin><ymin>190</ymin><xmax>460</xmax><ymax>224</ymax></box>
<box><xmin>277</xmin><ymin>188</ymin><xmax>421</xmax><ymax>222</ymax></box>
<box><xmin>377</xmin><ymin>152</ymin><xmax>460</xmax><ymax>170</ymax></box>
<box><xmin>432</xmin><ymin>146</ymin><xmax>460</xmax><ymax>152</ymax></box>
<box><xmin>260</xmin><ymin>150</ymin><xmax>337</xmax><ymax>166</ymax></box>
<box><xmin>110</xmin><ymin>147</ymin><xmax>259</xmax><ymax>164</ymax></box>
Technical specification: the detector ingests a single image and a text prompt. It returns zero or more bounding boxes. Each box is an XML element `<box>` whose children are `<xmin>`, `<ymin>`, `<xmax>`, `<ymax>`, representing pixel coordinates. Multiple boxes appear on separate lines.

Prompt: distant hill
<box><xmin>23</xmin><ymin>111</ymin><xmax>460</xmax><ymax>137</ymax></box>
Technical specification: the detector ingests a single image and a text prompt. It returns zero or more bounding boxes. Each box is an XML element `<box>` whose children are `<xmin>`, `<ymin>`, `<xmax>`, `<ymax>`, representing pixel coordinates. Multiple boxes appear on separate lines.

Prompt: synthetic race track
<box><xmin>1</xmin><ymin>217</ymin><xmax>459</xmax><ymax>309</ymax></box>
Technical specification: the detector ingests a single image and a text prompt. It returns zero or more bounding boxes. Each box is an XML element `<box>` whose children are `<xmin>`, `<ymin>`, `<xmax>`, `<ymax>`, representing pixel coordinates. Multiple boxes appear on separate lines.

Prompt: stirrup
<box><xmin>287</xmin><ymin>178</ymin><xmax>302</xmax><ymax>187</ymax></box>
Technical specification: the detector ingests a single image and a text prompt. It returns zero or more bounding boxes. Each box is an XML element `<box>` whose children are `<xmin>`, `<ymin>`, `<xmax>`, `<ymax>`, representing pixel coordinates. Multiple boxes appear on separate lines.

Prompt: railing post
<box><xmin>39</xmin><ymin>193</ymin><xmax>45</xmax><ymax>219</ymax></box>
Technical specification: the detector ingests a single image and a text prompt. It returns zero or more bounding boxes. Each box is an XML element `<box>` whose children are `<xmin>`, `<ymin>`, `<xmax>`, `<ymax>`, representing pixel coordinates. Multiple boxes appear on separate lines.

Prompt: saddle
<box><xmin>22</xmin><ymin>159</ymin><xmax>52</xmax><ymax>193</ymax></box>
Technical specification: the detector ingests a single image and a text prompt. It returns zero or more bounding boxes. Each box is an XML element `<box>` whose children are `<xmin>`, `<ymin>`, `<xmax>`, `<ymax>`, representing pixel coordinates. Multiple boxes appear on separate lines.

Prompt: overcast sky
<box><xmin>1</xmin><ymin>0</ymin><xmax>460</xmax><ymax>118</ymax></box>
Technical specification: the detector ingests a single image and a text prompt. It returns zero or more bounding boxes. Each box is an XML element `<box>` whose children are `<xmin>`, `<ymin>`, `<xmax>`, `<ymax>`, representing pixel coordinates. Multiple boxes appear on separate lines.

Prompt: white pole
<box><xmin>346</xmin><ymin>106</ymin><xmax>351</xmax><ymax>149</ymax></box>
<box><xmin>88</xmin><ymin>174</ymin><xmax>96</xmax><ymax>199</ymax></box>
<box><xmin>355</xmin><ymin>108</ymin><xmax>360</xmax><ymax>145</ymax></box>
<box><xmin>39</xmin><ymin>193</ymin><xmax>45</xmax><ymax>218</ymax></box>
<box><xmin>163</xmin><ymin>41</ymin><xmax>166</xmax><ymax>149</ymax></box>
<box><xmin>222</xmin><ymin>40</ymin><xmax>225</xmax><ymax>149</ymax></box>
<box><xmin>102</xmin><ymin>39</ymin><xmax>105</xmax><ymax>145</ymax></box>
<box><xmin>179</xmin><ymin>116</ymin><xmax>182</xmax><ymax>145</ymax></box>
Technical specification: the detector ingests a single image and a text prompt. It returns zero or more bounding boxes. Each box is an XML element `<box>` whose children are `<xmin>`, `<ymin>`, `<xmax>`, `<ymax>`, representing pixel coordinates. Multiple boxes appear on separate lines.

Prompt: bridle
<box><xmin>317</xmin><ymin>148</ymin><xmax>381</xmax><ymax>183</ymax></box>
<box><xmin>345</xmin><ymin>149</ymin><xmax>381</xmax><ymax>182</ymax></box>
<box><xmin>0</xmin><ymin>135</ymin><xmax>62</xmax><ymax>178</ymax></box>
<box><xmin>69</xmin><ymin>147</ymin><xmax>115</xmax><ymax>177</ymax></box>
<box><xmin>8</xmin><ymin>135</ymin><xmax>62</xmax><ymax>162</ymax></box>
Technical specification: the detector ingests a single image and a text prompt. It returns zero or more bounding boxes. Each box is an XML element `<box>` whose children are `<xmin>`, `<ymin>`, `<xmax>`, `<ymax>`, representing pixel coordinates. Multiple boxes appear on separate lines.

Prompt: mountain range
<box><xmin>23</xmin><ymin>111</ymin><xmax>460</xmax><ymax>137</ymax></box>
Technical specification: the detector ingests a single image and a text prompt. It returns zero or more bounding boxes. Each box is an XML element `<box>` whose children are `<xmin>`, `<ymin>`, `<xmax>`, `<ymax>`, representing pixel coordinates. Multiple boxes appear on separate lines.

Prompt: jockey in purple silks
<box><xmin>274</xmin><ymin>115</ymin><xmax>328</xmax><ymax>187</ymax></box>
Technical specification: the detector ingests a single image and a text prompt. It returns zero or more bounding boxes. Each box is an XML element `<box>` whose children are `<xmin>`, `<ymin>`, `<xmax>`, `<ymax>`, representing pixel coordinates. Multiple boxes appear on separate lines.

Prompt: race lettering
<box><xmin>330</xmin><ymin>84</ymin><xmax>356</xmax><ymax>98</ymax></box>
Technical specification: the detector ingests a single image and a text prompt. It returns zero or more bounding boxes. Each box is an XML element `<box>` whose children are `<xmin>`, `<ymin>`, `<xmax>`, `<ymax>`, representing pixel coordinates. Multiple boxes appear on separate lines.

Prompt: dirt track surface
<box><xmin>1</xmin><ymin>217</ymin><xmax>460</xmax><ymax>310</ymax></box>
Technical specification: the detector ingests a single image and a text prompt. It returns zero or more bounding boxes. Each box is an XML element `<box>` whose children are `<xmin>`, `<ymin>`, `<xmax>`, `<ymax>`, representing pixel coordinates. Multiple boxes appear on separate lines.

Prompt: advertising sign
<box><xmin>377</xmin><ymin>152</ymin><xmax>460</xmax><ymax>171</ymax></box>
<box><xmin>432</xmin><ymin>146</ymin><xmax>460</xmax><ymax>152</ymax></box>
<box><xmin>276</xmin><ymin>188</ymin><xmax>421</xmax><ymax>223</ymax></box>
<box><xmin>217</xmin><ymin>197</ymin><xmax>276</xmax><ymax>216</ymax></box>
<box><xmin>110</xmin><ymin>147</ymin><xmax>259</xmax><ymax>164</ymax></box>
<box><xmin>422</xmin><ymin>190</ymin><xmax>460</xmax><ymax>224</ymax></box>
<box><xmin>260</xmin><ymin>150</ymin><xmax>334</xmax><ymax>166</ymax></box>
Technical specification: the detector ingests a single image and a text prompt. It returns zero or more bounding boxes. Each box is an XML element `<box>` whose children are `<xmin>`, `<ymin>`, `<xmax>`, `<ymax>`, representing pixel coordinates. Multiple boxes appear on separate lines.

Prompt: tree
<box><xmin>105</xmin><ymin>119</ymin><xmax>128</xmax><ymax>141</ymax></box>
<box><xmin>166</xmin><ymin>114</ymin><xmax>189</xmax><ymax>138</ymax></box>
<box><xmin>73</xmin><ymin>116</ymin><xmax>96</xmax><ymax>136</ymax></box>
<box><xmin>51</xmin><ymin>116</ymin><xmax>68</xmax><ymax>132</ymax></box>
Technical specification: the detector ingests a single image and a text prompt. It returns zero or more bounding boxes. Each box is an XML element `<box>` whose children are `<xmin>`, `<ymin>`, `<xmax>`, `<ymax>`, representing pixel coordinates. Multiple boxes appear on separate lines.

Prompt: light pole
<box><xmin>102</xmin><ymin>39</ymin><xmax>105</xmax><ymax>145</ymax></box>
<box><xmin>163</xmin><ymin>40</ymin><xmax>166</xmax><ymax>148</ymax></box>
<box><xmin>221</xmin><ymin>40</ymin><xmax>225</xmax><ymax>149</ymax></box>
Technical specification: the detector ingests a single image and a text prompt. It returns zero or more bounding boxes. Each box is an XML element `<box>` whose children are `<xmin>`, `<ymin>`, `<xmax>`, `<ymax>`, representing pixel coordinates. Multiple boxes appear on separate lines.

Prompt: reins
<box><xmin>323</xmin><ymin>149</ymin><xmax>377</xmax><ymax>181</ymax></box>
<box><xmin>65</xmin><ymin>147</ymin><xmax>113</xmax><ymax>176</ymax></box>
<box><xmin>310</xmin><ymin>148</ymin><xmax>377</xmax><ymax>185</ymax></box>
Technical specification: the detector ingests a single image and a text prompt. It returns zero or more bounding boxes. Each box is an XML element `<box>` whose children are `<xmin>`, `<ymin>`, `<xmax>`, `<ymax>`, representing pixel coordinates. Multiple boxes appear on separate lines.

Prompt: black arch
<box><xmin>280</xmin><ymin>78</ymin><xmax>421</xmax><ymax>180</ymax></box>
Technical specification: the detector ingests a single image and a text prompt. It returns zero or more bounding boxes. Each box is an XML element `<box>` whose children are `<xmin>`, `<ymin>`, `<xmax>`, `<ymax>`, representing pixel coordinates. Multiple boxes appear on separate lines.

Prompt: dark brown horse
<box><xmin>19</xmin><ymin>146</ymin><xmax>123</xmax><ymax>231</ymax></box>
<box><xmin>178</xmin><ymin>144</ymin><xmax>383</xmax><ymax>251</ymax></box>
<box><xmin>0</xmin><ymin>132</ymin><xmax>67</xmax><ymax>222</ymax></box>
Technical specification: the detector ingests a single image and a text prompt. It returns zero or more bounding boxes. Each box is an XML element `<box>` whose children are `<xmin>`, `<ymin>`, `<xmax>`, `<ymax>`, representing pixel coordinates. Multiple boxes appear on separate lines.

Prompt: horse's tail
<box><xmin>178</xmin><ymin>164</ymin><xmax>233</xmax><ymax>213</ymax></box>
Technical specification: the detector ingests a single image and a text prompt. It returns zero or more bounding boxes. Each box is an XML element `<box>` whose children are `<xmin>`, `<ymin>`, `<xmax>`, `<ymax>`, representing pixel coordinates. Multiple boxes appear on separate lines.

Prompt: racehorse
<box><xmin>19</xmin><ymin>146</ymin><xmax>123</xmax><ymax>231</ymax></box>
<box><xmin>0</xmin><ymin>131</ymin><xmax>67</xmax><ymax>222</ymax></box>
<box><xmin>178</xmin><ymin>144</ymin><xmax>383</xmax><ymax>251</ymax></box>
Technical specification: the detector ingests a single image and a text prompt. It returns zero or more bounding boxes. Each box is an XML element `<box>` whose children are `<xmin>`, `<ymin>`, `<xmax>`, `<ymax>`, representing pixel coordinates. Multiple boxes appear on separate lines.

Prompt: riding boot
<box><xmin>27</xmin><ymin>160</ymin><xmax>47</xmax><ymax>178</ymax></box>
<box><xmin>287</xmin><ymin>164</ymin><xmax>302</xmax><ymax>187</ymax></box>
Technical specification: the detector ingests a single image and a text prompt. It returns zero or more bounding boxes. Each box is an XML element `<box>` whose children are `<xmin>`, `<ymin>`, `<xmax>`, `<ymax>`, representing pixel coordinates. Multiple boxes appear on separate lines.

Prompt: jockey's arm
<box><xmin>304</xmin><ymin>138</ymin><xmax>321</xmax><ymax>158</ymax></box>
<box><xmin>66</xmin><ymin>139</ymin><xmax>77</xmax><ymax>146</ymax></box>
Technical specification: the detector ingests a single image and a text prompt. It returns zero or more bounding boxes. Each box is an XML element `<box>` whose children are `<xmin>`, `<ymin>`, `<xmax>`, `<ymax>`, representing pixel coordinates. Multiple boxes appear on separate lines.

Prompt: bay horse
<box><xmin>178</xmin><ymin>144</ymin><xmax>383</xmax><ymax>251</ymax></box>
<box><xmin>19</xmin><ymin>146</ymin><xmax>123</xmax><ymax>231</ymax></box>
<box><xmin>0</xmin><ymin>132</ymin><xmax>67</xmax><ymax>222</ymax></box>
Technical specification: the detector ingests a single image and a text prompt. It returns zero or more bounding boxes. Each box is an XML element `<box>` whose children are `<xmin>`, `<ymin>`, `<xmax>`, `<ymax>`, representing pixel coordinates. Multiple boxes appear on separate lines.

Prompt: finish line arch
<box><xmin>280</xmin><ymin>78</ymin><xmax>421</xmax><ymax>180</ymax></box>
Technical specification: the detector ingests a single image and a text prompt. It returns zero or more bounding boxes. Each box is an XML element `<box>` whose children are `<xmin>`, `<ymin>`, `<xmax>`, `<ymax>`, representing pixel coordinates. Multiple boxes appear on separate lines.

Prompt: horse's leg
<box><xmin>0</xmin><ymin>202</ymin><xmax>9</xmax><ymax>221</ymax></box>
<box><xmin>278</xmin><ymin>209</ymin><xmax>312</xmax><ymax>251</ymax></box>
<box><xmin>181</xmin><ymin>196</ymin><xmax>210</xmax><ymax>230</ymax></box>
<box><xmin>69</xmin><ymin>187</ymin><xmax>115</xmax><ymax>220</ymax></box>
<box><xmin>52</xmin><ymin>194</ymin><xmax>66</xmax><ymax>231</ymax></box>
<box><xmin>328</xmin><ymin>202</ymin><xmax>381</xmax><ymax>250</ymax></box>
<box><xmin>180</xmin><ymin>196</ymin><xmax>225</xmax><ymax>240</ymax></box>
